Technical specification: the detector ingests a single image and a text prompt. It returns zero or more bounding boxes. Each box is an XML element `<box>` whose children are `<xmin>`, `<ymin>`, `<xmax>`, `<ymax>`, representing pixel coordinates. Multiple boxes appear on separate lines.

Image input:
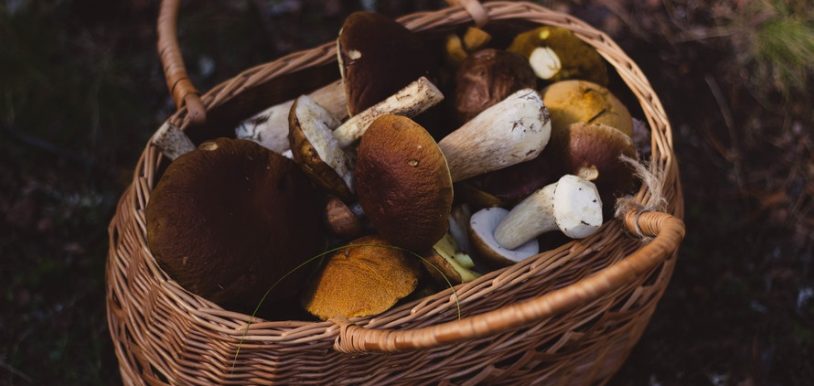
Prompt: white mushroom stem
<box><xmin>235</xmin><ymin>80</ymin><xmax>346</xmax><ymax>153</ymax></box>
<box><xmin>470</xmin><ymin>207</ymin><xmax>540</xmax><ymax>264</ymax></box>
<box><xmin>495</xmin><ymin>174</ymin><xmax>603</xmax><ymax>249</ymax></box>
<box><xmin>529</xmin><ymin>46</ymin><xmax>562</xmax><ymax>80</ymax></box>
<box><xmin>438</xmin><ymin>89</ymin><xmax>551</xmax><ymax>182</ymax></box>
<box><xmin>152</xmin><ymin>122</ymin><xmax>195</xmax><ymax>160</ymax></box>
<box><xmin>333</xmin><ymin>77</ymin><xmax>444</xmax><ymax>148</ymax></box>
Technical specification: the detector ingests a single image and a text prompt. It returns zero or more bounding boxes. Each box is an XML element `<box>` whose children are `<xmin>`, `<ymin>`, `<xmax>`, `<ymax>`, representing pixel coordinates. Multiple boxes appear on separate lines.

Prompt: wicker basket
<box><xmin>106</xmin><ymin>1</ymin><xmax>685</xmax><ymax>384</ymax></box>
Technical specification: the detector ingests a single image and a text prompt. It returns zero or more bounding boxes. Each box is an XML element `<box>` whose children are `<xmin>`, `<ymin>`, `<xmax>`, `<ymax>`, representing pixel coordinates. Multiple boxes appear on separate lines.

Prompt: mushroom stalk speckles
<box><xmin>439</xmin><ymin>89</ymin><xmax>551</xmax><ymax>182</ymax></box>
<box><xmin>333</xmin><ymin>77</ymin><xmax>444</xmax><ymax>148</ymax></box>
<box><xmin>495</xmin><ymin>174</ymin><xmax>603</xmax><ymax>249</ymax></box>
<box><xmin>236</xmin><ymin>80</ymin><xmax>347</xmax><ymax>153</ymax></box>
<box><xmin>152</xmin><ymin>122</ymin><xmax>195</xmax><ymax>160</ymax></box>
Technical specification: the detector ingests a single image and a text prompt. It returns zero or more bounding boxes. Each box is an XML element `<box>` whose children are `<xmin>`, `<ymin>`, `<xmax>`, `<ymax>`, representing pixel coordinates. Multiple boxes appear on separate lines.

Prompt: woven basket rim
<box><xmin>115</xmin><ymin>0</ymin><xmax>681</xmax><ymax>345</ymax></box>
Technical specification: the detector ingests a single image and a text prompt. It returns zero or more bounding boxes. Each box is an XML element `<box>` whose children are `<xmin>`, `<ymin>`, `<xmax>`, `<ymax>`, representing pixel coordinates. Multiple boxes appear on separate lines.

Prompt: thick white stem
<box><xmin>494</xmin><ymin>182</ymin><xmax>558</xmax><ymax>249</ymax></box>
<box><xmin>333</xmin><ymin>77</ymin><xmax>444</xmax><ymax>148</ymax></box>
<box><xmin>236</xmin><ymin>80</ymin><xmax>346</xmax><ymax>153</ymax></box>
<box><xmin>152</xmin><ymin>122</ymin><xmax>195</xmax><ymax>160</ymax></box>
<box><xmin>438</xmin><ymin>89</ymin><xmax>551</xmax><ymax>182</ymax></box>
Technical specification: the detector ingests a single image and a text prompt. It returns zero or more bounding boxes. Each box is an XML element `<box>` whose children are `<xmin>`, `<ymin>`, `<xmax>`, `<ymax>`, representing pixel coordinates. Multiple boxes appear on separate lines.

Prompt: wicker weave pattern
<box><xmin>107</xmin><ymin>2</ymin><xmax>684</xmax><ymax>384</ymax></box>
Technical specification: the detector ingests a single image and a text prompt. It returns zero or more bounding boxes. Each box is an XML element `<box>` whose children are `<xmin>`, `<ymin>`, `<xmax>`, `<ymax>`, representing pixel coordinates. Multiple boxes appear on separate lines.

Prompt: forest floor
<box><xmin>1</xmin><ymin>1</ymin><xmax>812</xmax><ymax>385</ymax></box>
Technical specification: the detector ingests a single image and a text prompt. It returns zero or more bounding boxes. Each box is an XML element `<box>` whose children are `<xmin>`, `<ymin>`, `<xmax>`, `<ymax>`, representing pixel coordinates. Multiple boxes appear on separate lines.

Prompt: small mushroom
<box><xmin>439</xmin><ymin>89</ymin><xmax>551</xmax><ymax>182</ymax></box>
<box><xmin>325</xmin><ymin>196</ymin><xmax>363</xmax><ymax>239</ymax></box>
<box><xmin>565</xmin><ymin>122</ymin><xmax>638</xmax><ymax>213</ymax></box>
<box><xmin>495</xmin><ymin>174</ymin><xmax>603</xmax><ymax>250</ymax></box>
<box><xmin>444</xmin><ymin>27</ymin><xmax>493</xmax><ymax>66</ymax></box>
<box><xmin>145</xmin><ymin>138</ymin><xmax>324</xmax><ymax>307</ymax></box>
<box><xmin>235</xmin><ymin>80</ymin><xmax>347</xmax><ymax>154</ymax></box>
<box><xmin>288</xmin><ymin>95</ymin><xmax>354</xmax><ymax>200</ymax></box>
<box><xmin>332</xmin><ymin>76</ymin><xmax>444</xmax><ymax>148</ymax></box>
<box><xmin>151</xmin><ymin>122</ymin><xmax>195</xmax><ymax>160</ymax></box>
<box><xmin>462</xmin><ymin>27</ymin><xmax>492</xmax><ymax>51</ymax></box>
<box><xmin>337</xmin><ymin>11</ymin><xmax>434</xmax><ymax>115</ymax></box>
<box><xmin>354</xmin><ymin>115</ymin><xmax>453</xmax><ymax>252</ymax></box>
<box><xmin>454</xmin><ymin>49</ymin><xmax>537</xmax><ymax>124</ymax></box>
<box><xmin>542</xmin><ymin>80</ymin><xmax>633</xmax><ymax>139</ymax></box>
<box><xmin>469</xmin><ymin>207</ymin><xmax>540</xmax><ymax>266</ymax></box>
<box><xmin>303</xmin><ymin>236</ymin><xmax>420</xmax><ymax>320</ymax></box>
<box><xmin>508</xmin><ymin>26</ymin><xmax>608</xmax><ymax>85</ymax></box>
<box><xmin>422</xmin><ymin>234</ymin><xmax>479</xmax><ymax>285</ymax></box>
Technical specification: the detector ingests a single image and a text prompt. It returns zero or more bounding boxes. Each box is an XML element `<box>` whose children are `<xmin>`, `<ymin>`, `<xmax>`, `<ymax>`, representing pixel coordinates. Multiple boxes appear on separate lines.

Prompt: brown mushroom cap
<box><xmin>338</xmin><ymin>12</ymin><xmax>434</xmax><ymax>116</ymax></box>
<box><xmin>355</xmin><ymin>114</ymin><xmax>453</xmax><ymax>252</ymax></box>
<box><xmin>508</xmin><ymin>26</ymin><xmax>608</xmax><ymax>85</ymax></box>
<box><xmin>465</xmin><ymin>150</ymin><xmax>561</xmax><ymax>205</ymax></box>
<box><xmin>145</xmin><ymin>138</ymin><xmax>324</xmax><ymax>308</ymax></box>
<box><xmin>566</xmin><ymin>122</ymin><xmax>638</xmax><ymax>214</ymax></box>
<box><xmin>542</xmin><ymin>80</ymin><xmax>633</xmax><ymax>140</ymax></box>
<box><xmin>454</xmin><ymin>49</ymin><xmax>537</xmax><ymax>124</ymax></box>
<box><xmin>288</xmin><ymin>95</ymin><xmax>353</xmax><ymax>200</ymax></box>
<box><xmin>303</xmin><ymin>236</ymin><xmax>419</xmax><ymax>320</ymax></box>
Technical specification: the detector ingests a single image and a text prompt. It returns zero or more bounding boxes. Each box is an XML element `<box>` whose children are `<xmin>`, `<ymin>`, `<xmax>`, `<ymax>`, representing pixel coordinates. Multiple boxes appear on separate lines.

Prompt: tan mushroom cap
<box><xmin>542</xmin><ymin>80</ymin><xmax>633</xmax><ymax>140</ymax></box>
<box><xmin>303</xmin><ymin>236</ymin><xmax>420</xmax><ymax>320</ymax></box>
<box><xmin>145</xmin><ymin>138</ymin><xmax>324</xmax><ymax>308</ymax></box>
<box><xmin>355</xmin><ymin>114</ymin><xmax>453</xmax><ymax>252</ymax></box>
<box><xmin>338</xmin><ymin>11</ymin><xmax>434</xmax><ymax>116</ymax></box>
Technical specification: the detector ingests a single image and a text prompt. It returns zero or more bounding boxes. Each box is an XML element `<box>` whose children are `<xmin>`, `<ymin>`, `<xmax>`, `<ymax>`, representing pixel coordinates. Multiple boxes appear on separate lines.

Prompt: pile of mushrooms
<box><xmin>147</xmin><ymin>11</ymin><xmax>645</xmax><ymax>321</ymax></box>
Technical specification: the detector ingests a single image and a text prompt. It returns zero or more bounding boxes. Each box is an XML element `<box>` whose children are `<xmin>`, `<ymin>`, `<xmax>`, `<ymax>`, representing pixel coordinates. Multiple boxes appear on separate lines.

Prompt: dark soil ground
<box><xmin>1</xmin><ymin>1</ymin><xmax>812</xmax><ymax>385</ymax></box>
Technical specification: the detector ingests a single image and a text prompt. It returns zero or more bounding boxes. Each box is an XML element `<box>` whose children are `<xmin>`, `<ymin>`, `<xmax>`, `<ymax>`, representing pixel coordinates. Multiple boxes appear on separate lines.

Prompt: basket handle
<box><xmin>155</xmin><ymin>0</ymin><xmax>488</xmax><ymax>126</ymax></box>
<box><xmin>333</xmin><ymin>210</ymin><xmax>685</xmax><ymax>353</ymax></box>
<box><xmin>157</xmin><ymin>0</ymin><xmax>206</xmax><ymax>125</ymax></box>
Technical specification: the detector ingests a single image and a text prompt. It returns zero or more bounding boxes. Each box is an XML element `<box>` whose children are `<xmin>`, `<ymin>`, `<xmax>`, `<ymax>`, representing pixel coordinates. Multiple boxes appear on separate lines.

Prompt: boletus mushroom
<box><xmin>465</xmin><ymin>121</ymin><xmax>638</xmax><ymax>206</ymax></box>
<box><xmin>422</xmin><ymin>234</ymin><xmax>479</xmax><ymax>285</ymax></box>
<box><xmin>354</xmin><ymin>114</ymin><xmax>453</xmax><ymax>252</ymax></box>
<box><xmin>236</xmin><ymin>80</ymin><xmax>347</xmax><ymax>154</ymax></box>
<box><xmin>495</xmin><ymin>174</ymin><xmax>603</xmax><ymax>250</ymax></box>
<box><xmin>454</xmin><ymin>49</ymin><xmax>537</xmax><ymax>124</ymax></box>
<box><xmin>564</xmin><ymin>122</ymin><xmax>638</xmax><ymax>214</ymax></box>
<box><xmin>508</xmin><ymin>26</ymin><xmax>608</xmax><ymax>85</ymax></box>
<box><xmin>288</xmin><ymin>95</ymin><xmax>354</xmax><ymax>200</ymax></box>
<box><xmin>542</xmin><ymin>80</ymin><xmax>633</xmax><ymax>139</ymax></box>
<box><xmin>337</xmin><ymin>11</ymin><xmax>434</xmax><ymax>115</ymax></box>
<box><xmin>469</xmin><ymin>207</ymin><xmax>540</xmax><ymax>266</ymax></box>
<box><xmin>145</xmin><ymin>138</ymin><xmax>324</xmax><ymax>307</ymax></box>
<box><xmin>439</xmin><ymin>88</ymin><xmax>551</xmax><ymax>182</ymax></box>
<box><xmin>303</xmin><ymin>236</ymin><xmax>420</xmax><ymax>320</ymax></box>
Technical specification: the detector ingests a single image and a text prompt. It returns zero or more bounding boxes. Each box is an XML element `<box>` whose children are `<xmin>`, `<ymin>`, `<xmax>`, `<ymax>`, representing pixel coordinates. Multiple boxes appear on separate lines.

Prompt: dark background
<box><xmin>1</xmin><ymin>0</ymin><xmax>812</xmax><ymax>385</ymax></box>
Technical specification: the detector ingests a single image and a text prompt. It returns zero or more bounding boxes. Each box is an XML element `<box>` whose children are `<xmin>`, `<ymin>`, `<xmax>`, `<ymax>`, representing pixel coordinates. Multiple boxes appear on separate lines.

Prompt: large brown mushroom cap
<box><xmin>542</xmin><ymin>80</ymin><xmax>633</xmax><ymax>139</ymax></box>
<box><xmin>145</xmin><ymin>138</ymin><xmax>324</xmax><ymax>308</ymax></box>
<box><xmin>303</xmin><ymin>236</ymin><xmax>419</xmax><ymax>320</ymax></box>
<box><xmin>454</xmin><ymin>48</ymin><xmax>537</xmax><ymax>124</ymax></box>
<box><xmin>338</xmin><ymin>12</ymin><xmax>434</xmax><ymax>116</ymax></box>
<box><xmin>355</xmin><ymin>114</ymin><xmax>453</xmax><ymax>252</ymax></box>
